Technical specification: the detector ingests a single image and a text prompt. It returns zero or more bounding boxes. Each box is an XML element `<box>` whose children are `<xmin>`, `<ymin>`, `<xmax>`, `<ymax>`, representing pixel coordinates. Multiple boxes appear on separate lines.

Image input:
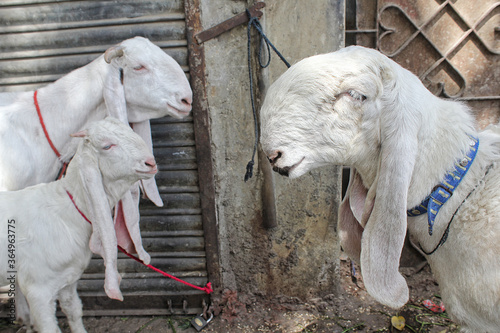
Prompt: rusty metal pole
<box><xmin>184</xmin><ymin>0</ymin><xmax>222</xmax><ymax>292</ymax></box>
<box><xmin>258</xmin><ymin>148</ymin><xmax>278</xmax><ymax>228</ymax></box>
<box><xmin>255</xmin><ymin>5</ymin><xmax>278</xmax><ymax>229</ymax></box>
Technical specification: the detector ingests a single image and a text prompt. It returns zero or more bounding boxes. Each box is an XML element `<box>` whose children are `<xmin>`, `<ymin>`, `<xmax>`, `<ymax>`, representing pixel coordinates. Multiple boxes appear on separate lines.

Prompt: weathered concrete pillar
<box><xmin>200</xmin><ymin>0</ymin><xmax>345</xmax><ymax>300</ymax></box>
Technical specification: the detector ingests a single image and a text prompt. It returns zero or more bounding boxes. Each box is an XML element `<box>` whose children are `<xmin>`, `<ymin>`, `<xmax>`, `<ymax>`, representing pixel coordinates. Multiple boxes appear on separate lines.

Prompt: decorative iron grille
<box><xmin>346</xmin><ymin>0</ymin><xmax>499</xmax><ymax>127</ymax></box>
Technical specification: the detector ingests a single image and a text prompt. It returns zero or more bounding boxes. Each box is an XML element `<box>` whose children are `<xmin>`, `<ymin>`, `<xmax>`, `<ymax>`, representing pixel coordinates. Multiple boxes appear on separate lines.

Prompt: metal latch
<box><xmin>194</xmin><ymin>2</ymin><xmax>265</xmax><ymax>44</ymax></box>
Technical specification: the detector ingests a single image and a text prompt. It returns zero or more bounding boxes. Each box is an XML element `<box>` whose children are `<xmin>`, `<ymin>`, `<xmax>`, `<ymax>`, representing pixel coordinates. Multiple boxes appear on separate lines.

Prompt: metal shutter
<box><xmin>0</xmin><ymin>0</ymin><xmax>209</xmax><ymax>315</ymax></box>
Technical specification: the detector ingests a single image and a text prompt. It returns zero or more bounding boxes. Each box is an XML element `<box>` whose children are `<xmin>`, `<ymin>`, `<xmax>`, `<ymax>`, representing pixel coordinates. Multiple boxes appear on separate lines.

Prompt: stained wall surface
<box><xmin>199</xmin><ymin>0</ymin><xmax>344</xmax><ymax>299</ymax></box>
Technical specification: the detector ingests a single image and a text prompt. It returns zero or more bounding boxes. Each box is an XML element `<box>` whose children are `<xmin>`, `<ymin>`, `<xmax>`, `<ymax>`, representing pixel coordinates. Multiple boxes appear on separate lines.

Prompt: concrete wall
<box><xmin>199</xmin><ymin>0</ymin><xmax>345</xmax><ymax>300</ymax></box>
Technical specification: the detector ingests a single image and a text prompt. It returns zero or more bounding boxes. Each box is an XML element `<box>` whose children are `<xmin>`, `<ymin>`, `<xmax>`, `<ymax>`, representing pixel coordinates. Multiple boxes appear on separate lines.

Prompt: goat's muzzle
<box><xmin>272</xmin><ymin>165</ymin><xmax>290</xmax><ymax>177</ymax></box>
<box><xmin>267</xmin><ymin>151</ymin><xmax>282</xmax><ymax>165</ymax></box>
<box><xmin>266</xmin><ymin>150</ymin><xmax>290</xmax><ymax>176</ymax></box>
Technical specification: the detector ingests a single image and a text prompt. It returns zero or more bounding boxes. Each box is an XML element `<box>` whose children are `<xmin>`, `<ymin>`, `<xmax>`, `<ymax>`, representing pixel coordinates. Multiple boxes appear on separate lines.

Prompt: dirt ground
<box><xmin>1</xmin><ymin>256</ymin><xmax>460</xmax><ymax>333</ymax></box>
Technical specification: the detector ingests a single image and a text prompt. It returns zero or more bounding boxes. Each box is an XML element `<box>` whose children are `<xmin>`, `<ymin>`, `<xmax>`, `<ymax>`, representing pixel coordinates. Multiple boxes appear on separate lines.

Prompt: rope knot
<box><xmin>244</xmin><ymin>160</ymin><xmax>254</xmax><ymax>182</ymax></box>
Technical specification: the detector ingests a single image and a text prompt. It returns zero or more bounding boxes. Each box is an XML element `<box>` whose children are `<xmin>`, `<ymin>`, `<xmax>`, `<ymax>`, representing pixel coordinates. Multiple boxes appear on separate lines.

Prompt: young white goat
<box><xmin>260</xmin><ymin>46</ymin><xmax>500</xmax><ymax>332</ymax></box>
<box><xmin>0</xmin><ymin>117</ymin><xmax>158</xmax><ymax>333</ymax></box>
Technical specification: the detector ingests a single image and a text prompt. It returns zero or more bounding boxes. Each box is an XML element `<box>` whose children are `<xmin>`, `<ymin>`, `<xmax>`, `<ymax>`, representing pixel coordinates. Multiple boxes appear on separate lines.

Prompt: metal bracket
<box><xmin>194</xmin><ymin>2</ymin><xmax>266</xmax><ymax>44</ymax></box>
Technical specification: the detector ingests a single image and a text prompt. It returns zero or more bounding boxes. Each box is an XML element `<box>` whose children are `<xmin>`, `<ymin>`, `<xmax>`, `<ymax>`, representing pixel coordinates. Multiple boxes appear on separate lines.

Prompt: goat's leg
<box><xmin>24</xmin><ymin>286</ymin><xmax>62</xmax><ymax>333</ymax></box>
<box><xmin>58</xmin><ymin>282</ymin><xmax>87</xmax><ymax>333</ymax></box>
<box><xmin>15</xmin><ymin>288</ymin><xmax>34</xmax><ymax>332</ymax></box>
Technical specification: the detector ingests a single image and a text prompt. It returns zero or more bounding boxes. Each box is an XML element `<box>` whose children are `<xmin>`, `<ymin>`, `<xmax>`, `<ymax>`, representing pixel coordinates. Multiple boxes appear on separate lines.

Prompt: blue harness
<box><xmin>407</xmin><ymin>136</ymin><xmax>479</xmax><ymax>235</ymax></box>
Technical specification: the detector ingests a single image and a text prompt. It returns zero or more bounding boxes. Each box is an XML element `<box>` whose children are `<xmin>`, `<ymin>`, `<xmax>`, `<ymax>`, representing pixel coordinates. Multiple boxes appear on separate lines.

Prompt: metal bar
<box><xmin>194</xmin><ymin>1</ymin><xmax>265</xmax><ymax>44</ymax></box>
<box><xmin>457</xmin><ymin>96</ymin><xmax>500</xmax><ymax>101</ymax></box>
<box><xmin>0</xmin><ymin>13</ymin><xmax>185</xmax><ymax>34</ymax></box>
<box><xmin>0</xmin><ymin>41</ymin><xmax>187</xmax><ymax>61</ymax></box>
<box><xmin>345</xmin><ymin>29</ymin><xmax>377</xmax><ymax>33</ymax></box>
<box><xmin>79</xmin><ymin>308</ymin><xmax>203</xmax><ymax>316</ymax></box>
<box><xmin>258</xmin><ymin>149</ymin><xmax>277</xmax><ymax>229</ymax></box>
<box><xmin>184</xmin><ymin>0</ymin><xmax>222</xmax><ymax>293</ymax></box>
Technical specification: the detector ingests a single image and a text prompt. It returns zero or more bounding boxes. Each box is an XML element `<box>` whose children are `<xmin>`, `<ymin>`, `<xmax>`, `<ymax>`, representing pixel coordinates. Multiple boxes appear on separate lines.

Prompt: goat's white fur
<box><xmin>0</xmin><ymin>117</ymin><xmax>157</xmax><ymax>333</ymax></box>
<box><xmin>0</xmin><ymin>36</ymin><xmax>192</xmax><ymax>328</ymax></box>
<box><xmin>260</xmin><ymin>46</ymin><xmax>500</xmax><ymax>332</ymax></box>
<box><xmin>0</xmin><ymin>36</ymin><xmax>191</xmax><ymax>191</ymax></box>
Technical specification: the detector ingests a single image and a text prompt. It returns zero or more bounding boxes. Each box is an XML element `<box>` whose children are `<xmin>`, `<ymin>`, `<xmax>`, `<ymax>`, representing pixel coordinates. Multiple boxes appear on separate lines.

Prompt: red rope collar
<box><xmin>34</xmin><ymin>91</ymin><xmax>68</xmax><ymax>179</ymax></box>
<box><xmin>65</xmin><ymin>190</ymin><xmax>213</xmax><ymax>294</ymax></box>
<box><xmin>34</xmin><ymin>90</ymin><xmax>60</xmax><ymax>157</ymax></box>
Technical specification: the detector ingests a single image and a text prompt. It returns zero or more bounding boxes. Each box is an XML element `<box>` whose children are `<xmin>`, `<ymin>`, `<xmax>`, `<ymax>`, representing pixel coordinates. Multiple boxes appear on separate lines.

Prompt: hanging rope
<box><xmin>244</xmin><ymin>9</ymin><xmax>290</xmax><ymax>182</ymax></box>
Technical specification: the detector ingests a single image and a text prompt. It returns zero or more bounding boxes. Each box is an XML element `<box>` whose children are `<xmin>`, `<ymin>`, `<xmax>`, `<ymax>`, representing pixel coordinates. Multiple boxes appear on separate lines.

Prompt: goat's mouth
<box><xmin>167</xmin><ymin>103</ymin><xmax>191</xmax><ymax>118</ymax></box>
<box><xmin>272</xmin><ymin>157</ymin><xmax>305</xmax><ymax>177</ymax></box>
<box><xmin>137</xmin><ymin>167</ymin><xmax>158</xmax><ymax>175</ymax></box>
<box><xmin>272</xmin><ymin>165</ymin><xmax>291</xmax><ymax>177</ymax></box>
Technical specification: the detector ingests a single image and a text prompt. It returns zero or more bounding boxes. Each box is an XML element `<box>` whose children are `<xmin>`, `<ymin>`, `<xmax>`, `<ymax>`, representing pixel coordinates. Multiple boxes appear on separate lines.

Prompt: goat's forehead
<box><xmin>87</xmin><ymin>122</ymin><xmax>138</xmax><ymax>142</ymax></box>
<box><xmin>264</xmin><ymin>51</ymin><xmax>386</xmax><ymax>106</ymax></box>
<box><xmin>264</xmin><ymin>67</ymin><xmax>340</xmax><ymax>107</ymax></box>
<box><xmin>293</xmin><ymin>55</ymin><xmax>376</xmax><ymax>81</ymax></box>
<box><xmin>122</xmin><ymin>39</ymin><xmax>174</xmax><ymax>62</ymax></box>
<box><xmin>121</xmin><ymin>37</ymin><xmax>156</xmax><ymax>51</ymax></box>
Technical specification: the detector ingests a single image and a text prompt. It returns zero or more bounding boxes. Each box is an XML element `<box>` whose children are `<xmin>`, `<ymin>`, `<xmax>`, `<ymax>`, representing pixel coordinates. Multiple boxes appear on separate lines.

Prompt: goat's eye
<box><xmin>347</xmin><ymin>90</ymin><xmax>367</xmax><ymax>102</ymax></box>
<box><xmin>133</xmin><ymin>65</ymin><xmax>146</xmax><ymax>71</ymax></box>
<box><xmin>102</xmin><ymin>144</ymin><xmax>115</xmax><ymax>150</ymax></box>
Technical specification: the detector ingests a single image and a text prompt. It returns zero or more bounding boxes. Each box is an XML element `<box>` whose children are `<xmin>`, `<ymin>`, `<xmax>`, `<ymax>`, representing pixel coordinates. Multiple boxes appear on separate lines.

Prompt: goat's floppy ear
<box><xmin>338</xmin><ymin>169</ymin><xmax>367</xmax><ymax>263</ymax></box>
<box><xmin>113</xmin><ymin>188</ymin><xmax>151</xmax><ymax>265</ymax></box>
<box><xmin>103</xmin><ymin>45</ymin><xmax>128</xmax><ymax>124</ymax></box>
<box><xmin>359</xmin><ymin>114</ymin><xmax>418</xmax><ymax>308</ymax></box>
<box><xmin>131</xmin><ymin>120</ymin><xmax>163</xmax><ymax>207</ymax></box>
<box><xmin>76</xmin><ymin>144</ymin><xmax>123</xmax><ymax>301</ymax></box>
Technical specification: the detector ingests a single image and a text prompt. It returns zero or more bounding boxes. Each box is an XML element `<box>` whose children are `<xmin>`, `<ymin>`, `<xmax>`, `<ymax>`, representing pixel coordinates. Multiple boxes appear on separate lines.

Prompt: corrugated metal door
<box><xmin>0</xmin><ymin>0</ymin><xmax>210</xmax><ymax>315</ymax></box>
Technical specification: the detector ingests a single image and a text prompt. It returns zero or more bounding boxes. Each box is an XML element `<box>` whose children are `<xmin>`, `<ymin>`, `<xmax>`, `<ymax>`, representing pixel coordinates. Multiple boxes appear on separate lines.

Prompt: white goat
<box><xmin>0</xmin><ymin>35</ymin><xmax>191</xmax><ymax>262</ymax></box>
<box><xmin>0</xmin><ymin>36</ymin><xmax>192</xmax><ymax>326</ymax></box>
<box><xmin>260</xmin><ymin>46</ymin><xmax>500</xmax><ymax>332</ymax></box>
<box><xmin>0</xmin><ymin>36</ymin><xmax>191</xmax><ymax>191</ymax></box>
<box><xmin>0</xmin><ymin>117</ymin><xmax>158</xmax><ymax>333</ymax></box>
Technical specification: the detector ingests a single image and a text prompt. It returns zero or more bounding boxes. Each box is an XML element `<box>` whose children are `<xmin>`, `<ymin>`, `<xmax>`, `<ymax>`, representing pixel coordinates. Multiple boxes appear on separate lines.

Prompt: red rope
<box><xmin>34</xmin><ymin>90</ymin><xmax>61</xmax><ymax>158</ymax></box>
<box><xmin>34</xmin><ymin>91</ymin><xmax>69</xmax><ymax>180</ymax></box>
<box><xmin>117</xmin><ymin>245</ymin><xmax>213</xmax><ymax>294</ymax></box>
<box><xmin>66</xmin><ymin>190</ymin><xmax>213</xmax><ymax>294</ymax></box>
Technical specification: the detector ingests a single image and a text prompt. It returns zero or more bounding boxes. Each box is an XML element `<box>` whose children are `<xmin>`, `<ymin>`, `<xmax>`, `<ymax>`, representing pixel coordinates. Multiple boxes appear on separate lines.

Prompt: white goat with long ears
<box><xmin>0</xmin><ymin>117</ymin><xmax>158</xmax><ymax>333</ymax></box>
<box><xmin>0</xmin><ymin>36</ymin><xmax>191</xmax><ymax>190</ymax></box>
<box><xmin>0</xmin><ymin>36</ymin><xmax>191</xmax><ymax>257</ymax></box>
<box><xmin>260</xmin><ymin>46</ymin><xmax>500</xmax><ymax>332</ymax></box>
<box><xmin>0</xmin><ymin>36</ymin><xmax>192</xmax><ymax>326</ymax></box>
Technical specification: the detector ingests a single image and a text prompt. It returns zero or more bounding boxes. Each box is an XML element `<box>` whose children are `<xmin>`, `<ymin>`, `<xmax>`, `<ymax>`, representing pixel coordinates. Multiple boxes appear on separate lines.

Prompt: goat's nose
<box><xmin>267</xmin><ymin>151</ymin><xmax>282</xmax><ymax>165</ymax></box>
<box><xmin>145</xmin><ymin>157</ymin><xmax>157</xmax><ymax>168</ymax></box>
<box><xmin>181</xmin><ymin>95</ymin><xmax>192</xmax><ymax>109</ymax></box>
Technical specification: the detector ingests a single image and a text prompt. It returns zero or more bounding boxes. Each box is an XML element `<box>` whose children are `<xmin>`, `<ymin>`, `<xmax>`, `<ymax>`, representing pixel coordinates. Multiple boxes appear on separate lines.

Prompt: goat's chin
<box><xmin>273</xmin><ymin>157</ymin><xmax>307</xmax><ymax>179</ymax></box>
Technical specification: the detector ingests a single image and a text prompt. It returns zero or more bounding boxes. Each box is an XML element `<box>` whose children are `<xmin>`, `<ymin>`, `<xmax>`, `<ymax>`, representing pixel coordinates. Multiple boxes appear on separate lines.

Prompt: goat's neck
<box><xmin>103</xmin><ymin>178</ymin><xmax>136</xmax><ymax>207</ymax></box>
<box><xmin>350</xmin><ymin>150</ymin><xmax>380</xmax><ymax>190</ymax></box>
<box><xmin>410</xmin><ymin>99</ymin><xmax>475</xmax><ymax>203</ymax></box>
<box><xmin>61</xmin><ymin>166</ymin><xmax>131</xmax><ymax>218</ymax></box>
<box><xmin>35</xmin><ymin>56</ymin><xmax>111</xmax><ymax>155</ymax></box>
